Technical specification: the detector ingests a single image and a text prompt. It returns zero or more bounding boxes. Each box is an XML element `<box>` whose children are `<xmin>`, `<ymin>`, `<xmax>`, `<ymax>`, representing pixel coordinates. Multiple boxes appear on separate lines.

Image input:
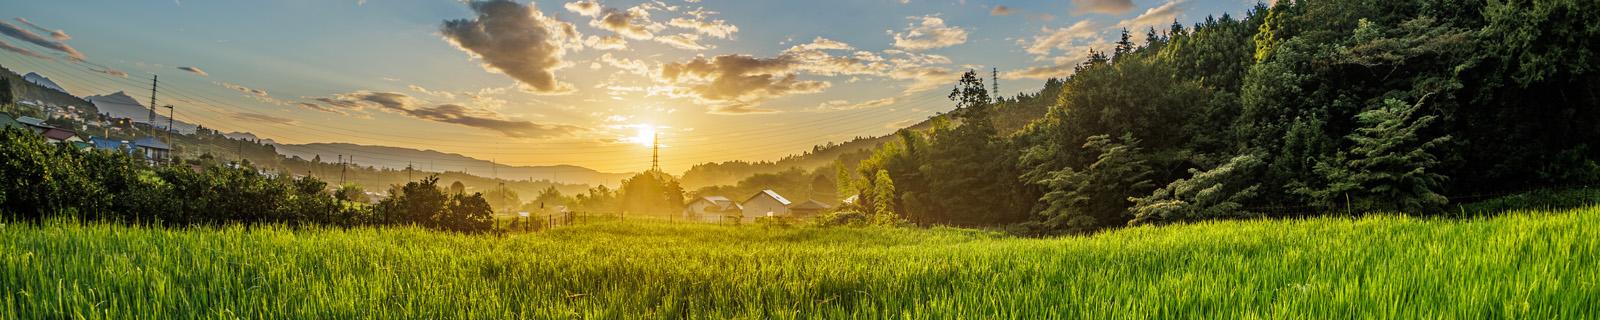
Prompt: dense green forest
<box><xmin>814</xmin><ymin>0</ymin><xmax>1600</xmax><ymax>233</ymax></box>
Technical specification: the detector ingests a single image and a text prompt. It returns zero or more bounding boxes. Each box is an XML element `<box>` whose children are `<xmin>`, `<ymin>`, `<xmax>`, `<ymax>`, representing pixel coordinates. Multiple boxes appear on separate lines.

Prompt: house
<box><xmin>682</xmin><ymin>196</ymin><xmax>742</xmax><ymax>222</ymax></box>
<box><xmin>786</xmin><ymin>200</ymin><xmax>832</xmax><ymax>220</ymax></box>
<box><xmin>89</xmin><ymin>136</ymin><xmax>127</xmax><ymax>152</ymax></box>
<box><xmin>130</xmin><ymin>137</ymin><xmax>171</xmax><ymax>163</ymax></box>
<box><xmin>741</xmin><ymin>190</ymin><xmax>792</xmax><ymax>222</ymax></box>
<box><xmin>14</xmin><ymin>116</ymin><xmax>48</xmax><ymax>133</ymax></box>
<box><xmin>41</xmin><ymin>127</ymin><xmax>82</xmax><ymax>143</ymax></box>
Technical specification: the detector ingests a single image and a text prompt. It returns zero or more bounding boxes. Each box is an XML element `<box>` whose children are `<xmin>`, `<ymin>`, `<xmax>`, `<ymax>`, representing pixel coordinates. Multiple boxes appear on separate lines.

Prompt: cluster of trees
<box><xmin>831</xmin><ymin>0</ymin><xmax>1599</xmax><ymax>234</ymax></box>
<box><xmin>0</xmin><ymin>127</ymin><xmax>497</xmax><ymax>233</ymax></box>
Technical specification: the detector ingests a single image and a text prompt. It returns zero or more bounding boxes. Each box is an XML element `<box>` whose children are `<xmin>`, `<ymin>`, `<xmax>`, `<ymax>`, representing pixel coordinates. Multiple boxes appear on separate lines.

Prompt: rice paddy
<box><xmin>3</xmin><ymin>207</ymin><xmax>1597</xmax><ymax>319</ymax></box>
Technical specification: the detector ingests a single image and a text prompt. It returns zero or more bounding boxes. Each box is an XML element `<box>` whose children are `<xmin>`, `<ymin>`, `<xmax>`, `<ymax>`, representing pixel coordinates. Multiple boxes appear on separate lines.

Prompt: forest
<box><xmin>810</xmin><ymin>0</ymin><xmax>1600</xmax><ymax>233</ymax></box>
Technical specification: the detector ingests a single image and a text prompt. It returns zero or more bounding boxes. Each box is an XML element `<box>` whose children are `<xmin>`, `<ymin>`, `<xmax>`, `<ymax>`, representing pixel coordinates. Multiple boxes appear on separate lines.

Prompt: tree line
<box><xmin>830</xmin><ymin>0</ymin><xmax>1599</xmax><ymax>234</ymax></box>
<box><xmin>0</xmin><ymin>127</ymin><xmax>496</xmax><ymax>233</ymax></box>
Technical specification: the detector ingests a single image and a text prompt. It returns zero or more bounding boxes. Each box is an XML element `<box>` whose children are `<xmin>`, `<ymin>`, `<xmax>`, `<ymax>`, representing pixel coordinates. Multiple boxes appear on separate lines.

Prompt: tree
<box><xmin>1129</xmin><ymin>153</ymin><xmax>1265</xmax><ymax>225</ymax></box>
<box><xmin>1299</xmin><ymin>98</ymin><xmax>1451</xmax><ymax>214</ymax></box>
<box><xmin>834</xmin><ymin>160</ymin><xmax>853</xmax><ymax>203</ymax></box>
<box><xmin>871</xmin><ymin>169</ymin><xmax>896</xmax><ymax>220</ymax></box>
<box><xmin>1024</xmin><ymin>134</ymin><xmax>1155</xmax><ymax>232</ymax></box>
<box><xmin>336</xmin><ymin>183</ymin><xmax>367</xmax><ymax>204</ymax></box>
<box><xmin>449</xmin><ymin>181</ymin><xmax>466</xmax><ymax>195</ymax></box>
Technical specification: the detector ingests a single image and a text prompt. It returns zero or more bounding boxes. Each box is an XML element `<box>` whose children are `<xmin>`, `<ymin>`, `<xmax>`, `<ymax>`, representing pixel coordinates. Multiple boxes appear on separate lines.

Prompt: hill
<box><xmin>21</xmin><ymin>72</ymin><xmax>64</xmax><ymax>93</ymax></box>
<box><xmin>0</xmin><ymin>66</ymin><xmax>96</xmax><ymax>115</ymax></box>
<box><xmin>275</xmin><ymin>142</ymin><xmax>634</xmax><ymax>186</ymax></box>
<box><xmin>5</xmin><ymin>206</ymin><xmax>1595</xmax><ymax>318</ymax></box>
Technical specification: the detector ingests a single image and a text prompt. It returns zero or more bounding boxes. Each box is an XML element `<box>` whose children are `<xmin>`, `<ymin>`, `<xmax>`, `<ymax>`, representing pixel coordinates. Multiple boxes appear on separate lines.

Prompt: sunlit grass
<box><xmin>2</xmin><ymin>207</ymin><xmax>1597</xmax><ymax>319</ymax></box>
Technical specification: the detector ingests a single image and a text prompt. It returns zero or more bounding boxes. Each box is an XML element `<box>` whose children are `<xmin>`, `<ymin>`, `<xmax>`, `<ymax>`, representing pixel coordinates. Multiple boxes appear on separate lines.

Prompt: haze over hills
<box><xmin>274</xmin><ymin>142</ymin><xmax>636</xmax><ymax>186</ymax></box>
<box><xmin>84</xmin><ymin>91</ymin><xmax>198</xmax><ymax>134</ymax></box>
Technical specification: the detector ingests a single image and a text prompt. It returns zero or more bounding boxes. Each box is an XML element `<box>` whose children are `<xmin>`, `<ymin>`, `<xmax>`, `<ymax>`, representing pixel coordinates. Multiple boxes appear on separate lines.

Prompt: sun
<box><xmin>630</xmin><ymin>125</ymin><xmax>656</xmax><ymax>147</ymax></box>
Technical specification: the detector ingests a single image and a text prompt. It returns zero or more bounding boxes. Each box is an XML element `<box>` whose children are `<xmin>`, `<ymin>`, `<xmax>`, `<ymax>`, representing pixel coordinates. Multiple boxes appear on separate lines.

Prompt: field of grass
<box><xmin>3</xmin><ymin>207</ymin><xmax>1598</xmax><ymax>319</ymax></box>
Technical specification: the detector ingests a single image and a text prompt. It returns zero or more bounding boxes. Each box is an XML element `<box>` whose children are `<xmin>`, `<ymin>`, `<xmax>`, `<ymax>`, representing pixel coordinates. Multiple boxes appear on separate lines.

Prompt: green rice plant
<box><xmin>2</xmin><ymin>206</ymin><xmax>1597</xmax><ymax>319</ymax></box>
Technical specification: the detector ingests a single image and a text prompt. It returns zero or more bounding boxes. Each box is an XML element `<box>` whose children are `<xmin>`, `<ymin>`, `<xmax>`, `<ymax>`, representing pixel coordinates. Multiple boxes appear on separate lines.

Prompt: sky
<box><xmin>0</xmin><ymin>0</ymin><xmax>1261</xmax><ymax>174</ymax></box>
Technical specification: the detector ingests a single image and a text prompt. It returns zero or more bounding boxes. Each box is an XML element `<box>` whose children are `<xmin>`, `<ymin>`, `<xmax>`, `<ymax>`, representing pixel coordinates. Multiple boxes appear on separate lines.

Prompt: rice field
<box><xmin>2</xmin><ymin>207</ymin><xmax>1598</xmax><ymax>319</ymax></box>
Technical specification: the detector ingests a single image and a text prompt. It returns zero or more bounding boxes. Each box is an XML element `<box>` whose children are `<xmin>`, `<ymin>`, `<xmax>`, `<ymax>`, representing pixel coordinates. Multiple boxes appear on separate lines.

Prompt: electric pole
<box><xmin>339</xmin><ymin>155</ymin><xmax>346</xmax><ymax>185</ymax></box>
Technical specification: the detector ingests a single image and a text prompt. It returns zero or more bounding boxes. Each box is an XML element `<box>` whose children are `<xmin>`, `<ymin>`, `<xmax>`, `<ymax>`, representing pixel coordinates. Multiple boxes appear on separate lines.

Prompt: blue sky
<box><xmin>0</xmin><ymin>0</ymin><xmax>1261</xmax><ymax>173</ymax></box>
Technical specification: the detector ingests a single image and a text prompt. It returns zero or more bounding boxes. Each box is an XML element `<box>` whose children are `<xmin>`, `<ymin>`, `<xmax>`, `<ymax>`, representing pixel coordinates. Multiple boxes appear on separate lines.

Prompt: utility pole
<box><xmin>339</xmin><ymin>155</ymin><xmax>346</xmax><ymax>185</ymax></box>
<box><xmin>163</xmin><ymin>104</ymin><xmax>174</xmax><ymax>163</ymax></box>
<box><xmin>147</xmin><ymin>75</ymin><xmax>158</xmax><ymax>137</ymax></box>
<box><xmin>408</xmin><ymin>161</ymin><xmax>413</xmax><ymax>181</ymax></box>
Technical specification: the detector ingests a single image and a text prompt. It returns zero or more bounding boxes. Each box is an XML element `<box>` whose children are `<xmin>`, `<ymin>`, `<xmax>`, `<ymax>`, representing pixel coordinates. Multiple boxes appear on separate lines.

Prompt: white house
<box><xmin>682</xmin><ymin>196</ymin><xmax>742</xmax><ymax>222</ymax></box>
<box><xmin>741</xmin><ymin>190</ymin><xmax>792</xmax><ymax>222</ymax></box>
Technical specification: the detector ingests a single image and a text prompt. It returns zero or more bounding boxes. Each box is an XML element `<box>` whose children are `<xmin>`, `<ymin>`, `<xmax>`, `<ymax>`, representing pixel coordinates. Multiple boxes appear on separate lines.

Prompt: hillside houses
<box><xmin>682</xmin><ymin>190</ymin><xmax>832</xmax><ymax>223</ymax></box>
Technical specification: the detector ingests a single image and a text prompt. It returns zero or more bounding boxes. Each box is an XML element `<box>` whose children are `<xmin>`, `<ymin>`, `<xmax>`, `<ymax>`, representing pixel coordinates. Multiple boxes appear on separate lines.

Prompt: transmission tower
<box><xmin>147</xmin><ymin>75</ymin><xmax>159</xmax><ymax>136</ymax></box>
<box><xmin>651</xmin><ymin>132</ymin><xmax>662</xmax><ymax>176</ymax></box>
<box><xmin>992</xmin><ymin>68</ymin><xmax>999</xmax><ymax>103</ymax></box>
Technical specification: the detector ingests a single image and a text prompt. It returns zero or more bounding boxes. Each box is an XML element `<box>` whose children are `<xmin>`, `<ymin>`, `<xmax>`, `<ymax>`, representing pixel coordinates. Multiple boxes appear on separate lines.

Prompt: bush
<box><xmin>753</xmin><ymin>215</ymin><xmax>796</xmax><ymax>228</ymax></box>
<box><xmin>816</xmin><ymin>211</ymin><xmax>869</xmax><ymax>227</ymax></box>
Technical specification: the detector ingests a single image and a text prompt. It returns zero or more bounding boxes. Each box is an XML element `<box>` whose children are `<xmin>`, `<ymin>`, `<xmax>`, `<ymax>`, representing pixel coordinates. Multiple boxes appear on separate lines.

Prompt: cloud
<box><xmin>309</xmin><ymin>91</ymin><xmax>584</xmax><ymax>138</ymax></box>
<box><xmin>409</xmin><ymin>84</ymin><xmax>456</xmax><ymax>98</ymax></box>
<box><xmin>656</xmin><ymin>54</ymin><xmax>831</xmax><ymax>114</ymax></box>
<box><xmin>887</xmin><ymin>67</ymin><xmax>955</xmax><ymax>93</ymax></box>
<box><xmin>295</xmin><ymin>101</ymin><xmax>351</xmax><ymax>116</ymax></box>
<box><xmin>1026</xmin><ymin>21</ymin><xmax>1103</xmax><ymax>56</ymax></box>
<box><xmin>1072</xmin><ymin>0</ymin><xmax>1136</xmax><ymax>15</ymax></box>
<box><xmin>889</xmin><ymin>15</ymin><xmax>968</xmax><ymax>51</ymax></box>
<box><xmin>592</xmin><ymin>7</ymin><xmax>662</xmax><ymax>40</ymax></box>
<box><xmin>885</xmin><ymin>118</ymin><xmax>921</xmax><ymax>129</ymax></box>
<box><xmin>88</xmin><ymin>64</ymin><xmax>128</xmax><ymax>77</ymax></box>
<box><xmin>0</xmin><ymin>22</ymin><xmax>85</xmax><ymax>62</ymax></box>
<box><xmin>1116</xmin><ymin>0</ymin><xmax>1188</xmax><ymax>30</ymax></box>
<box><xmin>990</xmin><ymin>5</ymin><xmax>1024</xmax><ymax>16</ymax></box>
<box><xmin>583</xmin><ymin>35</ymin><xmax>627</xmax><ymax>50</ymax></box>
<box><xmin>13</xmin><ymin>18</ymin><xmax>69</xmax><ymax>40</ymax></box>
<box><xmin>177</xmin><ymin>66</ymin><xmax>208</xmax><ymax>75</ymax></box>
<box><xmin>600</xmin><ymin>53</ymin><xmax>650</xmax><ymax>75</ymax></box>
<box><xmin>214</xmin><ymin>82</ymin><xmax>267</xmax><ymax>96</ymax></box>
<box><xmin>784</xmin><ymin>37</ymin><xmax>853</xmax><ymax>53</ymax></box>
<box><xmin>441</xmin><ymin>0</ymin><xmax>579</xmax><ymax>95</ymax></box>
<box><xmin>810</xmin><ymin>95</ymin><xmax>906</xmax><ymax>112</ymax></box>
<box><xmin>653</xmin><ymin>33</ymin><xmax>708</xmax><ymax>50</ymax></box>
<box><xmin>564</xmin><ymin>1</ymin><xmax>602</xmax><ymax>16</ymax></box>
<box><xmin>667</xmin><ymin>17</ymin><xmax>737</xmax><ymax>39</ymax></box>
<box><xmin>211</xmin><ymin>108</ymin><xmax>299</xmax><ymax>125</ymax></box>
<box><xmin>0</xmin><ymin>40</ymin><xmax>54</xmax><ymax>61</ymax></box>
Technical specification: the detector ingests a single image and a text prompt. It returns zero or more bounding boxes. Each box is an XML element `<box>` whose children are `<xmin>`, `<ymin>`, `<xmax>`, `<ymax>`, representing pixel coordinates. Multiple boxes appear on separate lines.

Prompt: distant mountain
<box><xmin>22</xmin><ymin>72</ymin><xmax>65</xmax><ymax>93</ymax></box>
<box><xmin>223</xmin><ymin>131</ymin><xmax>277</xmax><ymax>145</ymax></box>
<box><xmin>275</xmin><ymin>142</ymin><xmax>635</xmax><ymax>186</ymax></box>
<box><xmin>1</xmin><ymin>65</ymin><xmax>96</xmax><ymax>114</ymax></box>
<box><xmin>85</xmin><ymin>91</ymin><xmax>197</xmax><ymax>134</ymax></box>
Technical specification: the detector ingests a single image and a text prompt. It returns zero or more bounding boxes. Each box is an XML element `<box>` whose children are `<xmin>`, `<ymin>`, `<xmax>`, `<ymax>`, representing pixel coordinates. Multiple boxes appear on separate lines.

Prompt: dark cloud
<box><xmin>402</xmin><ymin>103</ymin><xmax>584</xmax><ymax>139</ymax></box>
<box><xmin>657</xmin><ymin>54</ymin><xmax>830</xmax><ymax>114</ymax></box>
<box><xmin>88</xmin><ymin>64</ymin><xmax>128</xmax><ymax>77</ymax></box>
<box><xmin>309</xmin><ymin>91</ymin><xmax>584</xmax><ymax>139</ymax></box>
<box><xmin>177</xmin><ymin>66</ymin><xmax>208</xmax><ymax>75</ymax></box>
<box><xmin>0</xmin><ymin>21</ymin><xmax>85</xmax><ymax>62</ymax></box>
<box><xmin>0</xmin><ymin>39</ymin><xmax>54</xmax><ymax>61</ymax></box>
<box><xmin>1072</xmin><ymin>0</ymin><xmax>1136</xmax><ymax>15</ymax></box>
<box><xmin>593</xmin><ymin>7</ymin><xmax>659</xmax><ymax>40</ymax></box>
<box><xmin>441</xmin><ymin>0</ymin><xmax>578</xmax><ymax>95</ymax></box>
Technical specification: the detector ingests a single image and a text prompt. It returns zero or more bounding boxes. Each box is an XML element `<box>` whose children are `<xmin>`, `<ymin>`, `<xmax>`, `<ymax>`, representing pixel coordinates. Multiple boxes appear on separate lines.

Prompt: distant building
<box><xmin>682</xmin><ymin>196</ymin><xmax>742</xmax><ymax>222</ymax></box>
<box><xmin>741</xmin><ymin>190</ymin><xmax>792</xmax><ymax>222</ymax></box>
<box><xmin>15</xmin><ymin>116</ymin><xmax>49</xmax><ymax>134</ymax></box>
<box><xmin>130</xmin><ymin>137</ymin><xmax>171</xmax><ymax>164</ymax></box>
<box><xmin>786</xmin><ymin>200</ymin><xmax>832</xmax><ymax>220</ymax></box>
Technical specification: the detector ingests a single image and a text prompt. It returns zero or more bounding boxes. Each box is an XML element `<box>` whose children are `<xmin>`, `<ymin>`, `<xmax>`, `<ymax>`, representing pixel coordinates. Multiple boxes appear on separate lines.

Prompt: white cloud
<box><xmin>1026</xmin><ymin>21</ymin><xmax>1103</xmax><ymax>56</ymax></box>
<box><xmin>1116</xmin><ymin>0</ymin><xmax>1189</xmax><ymax>30</ymax></box>
<box><xmin>889</xmin><ymin>15</ymin><xmax>969</xmax><ymax>51</ymax></box>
